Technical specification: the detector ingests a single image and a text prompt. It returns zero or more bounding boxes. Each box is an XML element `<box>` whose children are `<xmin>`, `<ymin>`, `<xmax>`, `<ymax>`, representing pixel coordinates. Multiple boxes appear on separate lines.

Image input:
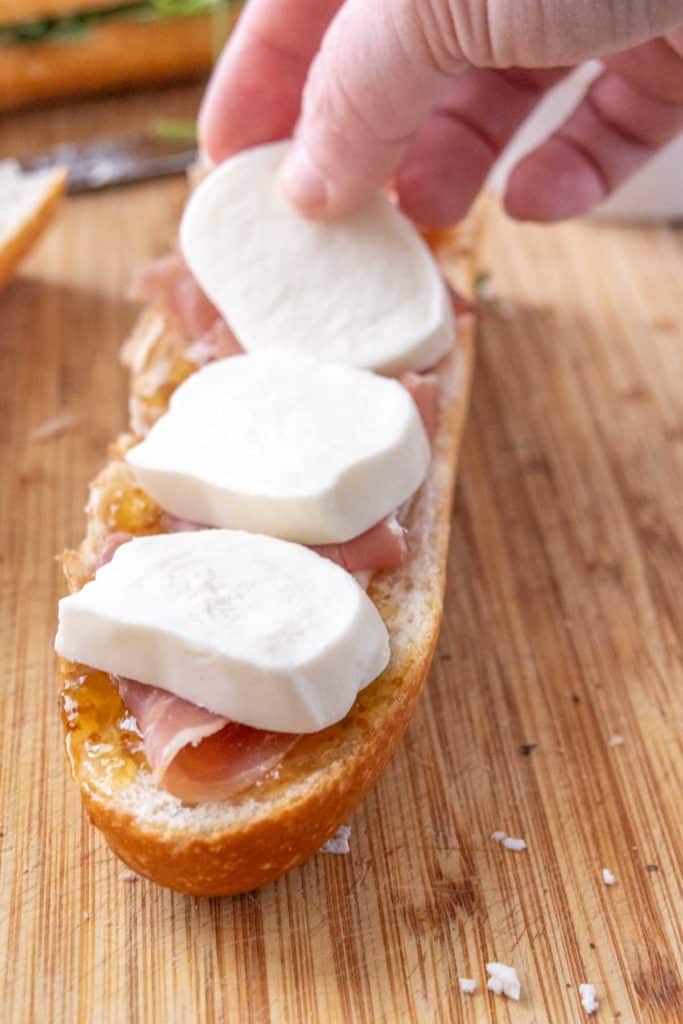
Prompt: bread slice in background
<box><xmin>0</xmin><ymin>8</ymin><xmax>240</xmax><ymax>111</ymax></box>
<box><xmin>0</xmin><ymin>0</ymin><xmax>122</xmax><ymax>23</ymax></box>
<box><xmin>0</xmin><ymin>162</ymin><xmax>66</xmax><ymax>288</ymax></box>
<box><xmin>58</xmin><ymin>207</ymin><xmax>484</xmax><ymax>896</ymax></box>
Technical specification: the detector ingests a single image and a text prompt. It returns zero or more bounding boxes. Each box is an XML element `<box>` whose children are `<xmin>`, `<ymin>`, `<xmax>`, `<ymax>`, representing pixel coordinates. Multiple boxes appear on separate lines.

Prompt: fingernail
<box><xmin>280</xmin><ymin>144</ymin><xmax>329</xmax><ymax>215</ymax></box>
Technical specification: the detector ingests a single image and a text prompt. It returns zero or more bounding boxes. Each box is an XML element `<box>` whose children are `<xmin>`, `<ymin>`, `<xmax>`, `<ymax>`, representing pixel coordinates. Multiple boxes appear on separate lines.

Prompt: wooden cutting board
<box><xmin>1</xmin><ymin>88</ymin><xmax>681</xmax><ymax>1024</ymax></box>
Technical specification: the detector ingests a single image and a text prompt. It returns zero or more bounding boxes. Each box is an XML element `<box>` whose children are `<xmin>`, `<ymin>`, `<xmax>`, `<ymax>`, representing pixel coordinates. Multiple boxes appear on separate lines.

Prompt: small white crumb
<box><xmin>118</xmin><ymin>869</ymin><xmax>137</xmax><ymax>882</ymax></box>
<box><xmin>579</xmin><ymin>983</ymin><xmax>599</xmax><ymax>1014</ymax></box>
<box><xmin>502</xmin><ymin>837</ymin><xmax>527</xmax><ymax>852</ymax></box>
<box><xmin>320</xmin><ymin>824</ymin><xmax>351</xmax><ymax>855</ymax></box>
<box><xmin>608</xmin><ymin>735</ymin><xmax>625</xmax><ymax>747</ymax></box>
<box><xmin>82</xmin><ymin>912</ymin><xmax>90</xmax><ymax>921</ymax></box>
<box><xmin>486</xmin><ymin>963</ymin><xmax>521</xmax><ymax>1001</ymax></box>
<box><xmin>29</xmin><ymin>412</ymin><xmax>77</xmax><ymax>443</ymax></box>
<box><xmin>491</xmin><ymin>830</ymin><xmax>507</xmax><ymax>842</ymax></box>
<box><xmin>602</xmin><ymin>868</ymin><xmax>616</xmax><ymax>886</ymax></box>
<box><xmin>459</xmin><ymin>978</ymin><xmax>477</xmax><ymax>994</ymax></box>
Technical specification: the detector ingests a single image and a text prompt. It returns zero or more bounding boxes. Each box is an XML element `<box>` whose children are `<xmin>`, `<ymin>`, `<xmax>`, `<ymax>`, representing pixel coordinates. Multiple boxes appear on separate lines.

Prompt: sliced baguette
<box><xmin>58</xmin><ymin>209</ymin><xmax>483</xmax><ymax>896</ymax></box>
<box><xmin>0</xmin><ymin>0</ymin><xmax>122</xmax><ymax>24</ymax></box>
<box><xmin>0</xmin><ymin>162</ymin><xmax>66</xmax><ymax>288</ymax></box>
<box><xmin>0</xmin><ymin>9</ymin><xmax>239</xmax><ymax>111</ymax></box>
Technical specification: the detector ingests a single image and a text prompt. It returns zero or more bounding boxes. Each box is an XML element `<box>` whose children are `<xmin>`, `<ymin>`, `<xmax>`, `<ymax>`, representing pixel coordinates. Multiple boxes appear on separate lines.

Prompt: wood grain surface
<box><xmin>1</xmin><ymin>88</ymin><xmax>682</xmax><ymax>1024</ymax></box>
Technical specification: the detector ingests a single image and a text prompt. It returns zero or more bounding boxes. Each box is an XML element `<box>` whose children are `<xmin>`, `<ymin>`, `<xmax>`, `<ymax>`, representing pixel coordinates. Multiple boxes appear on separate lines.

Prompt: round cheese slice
<box><xmin>180</xmin><ymin>141</ymin><xmax>454</xmax><ymax>374</ymax></box>
<box><xmin>55</xmin><ymin>531</ymin><xmax>389</xmax><ymax>734</ymax></box>
<box><xmin>126</xmin><ymin>351</ymin><xmax>430</xmax><ymax>544</ymax></box>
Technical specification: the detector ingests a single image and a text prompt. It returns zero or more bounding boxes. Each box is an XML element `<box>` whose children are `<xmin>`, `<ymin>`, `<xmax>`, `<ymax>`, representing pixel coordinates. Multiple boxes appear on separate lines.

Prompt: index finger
<box><xmin>199</xmin><ymin>0</ymin><xmax>342</xmax><ymax>163</ymax></box>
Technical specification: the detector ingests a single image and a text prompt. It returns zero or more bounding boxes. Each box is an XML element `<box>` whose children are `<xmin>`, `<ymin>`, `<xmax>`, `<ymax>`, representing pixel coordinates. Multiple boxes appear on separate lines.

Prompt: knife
<box><xmin>18</xmin><ymin>128</ymin><xmax>198</xmax><ymax>194</ymax></box>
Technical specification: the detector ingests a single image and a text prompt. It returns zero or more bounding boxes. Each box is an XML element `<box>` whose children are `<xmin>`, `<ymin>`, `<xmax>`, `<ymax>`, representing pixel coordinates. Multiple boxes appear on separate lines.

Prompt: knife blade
<box><xmin>18</xmin><ymin>132</ymin><xmax>198</xmax><ymax>194</ymax></box>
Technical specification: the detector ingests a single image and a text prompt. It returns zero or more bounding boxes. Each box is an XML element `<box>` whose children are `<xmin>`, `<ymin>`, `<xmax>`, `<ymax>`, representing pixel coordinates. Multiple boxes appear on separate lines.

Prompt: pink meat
<box><xmin>131</xmin><ymin>251</ymin><xmax>220</xmax><ymax>340</ymax></box>
<box><xmin>400</xmin><ymin>371</ymin><xmax>439</xmax><ymax>439</ymax></box>
<box><xmin>159</xmin><ymin>512</ymin><xmax>206</xmax><ymax>533</ymax></box>
<box><xmin>96</xmin><ymin>531</ymin><xmax>133</xmax><ymax>569</ymax></box>
<box><xmin>312</xmin><ymin>513</ymin><xmax>408</xmax><ymax>572</ymax></box>
<box><xmin>185</xmin><ymin>320</ymin><xmax>244</xmax><ymax>366</ymax></box>
<box><xmin>116</xmin><ymin>677</ymin><xmax>299</xmax><ymax>804</ymax></box>
<box><xmin>160</xmin><ymin>511</ymin><xmax>406</xmax><ymax>573</ymax></box>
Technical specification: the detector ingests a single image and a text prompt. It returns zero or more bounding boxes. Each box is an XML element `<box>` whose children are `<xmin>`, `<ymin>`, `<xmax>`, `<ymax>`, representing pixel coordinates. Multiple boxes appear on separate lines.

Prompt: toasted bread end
<box><xmin>0</xmin><ymin>164</ymin><xmax>67</xmax><ymax>289</ymax></box>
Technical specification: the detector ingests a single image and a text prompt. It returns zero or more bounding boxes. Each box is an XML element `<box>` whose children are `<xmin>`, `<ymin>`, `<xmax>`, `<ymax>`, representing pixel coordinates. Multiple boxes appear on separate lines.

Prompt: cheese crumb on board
<box><xmin>491</xmin><ymin>830</ymin><xmax>527</xmax><ymax>851</ymax></box>
<box><xmin>502</xmin><ymin>837</ymin><xmax>527</xmax><ymax>852</ymax></box>
<box><xmin>29</xmin><ymin>412</ymin><xmax>77</xmax><ymax>443</ymax></box>
<box><xmin>579</xmin><ymin>983</ymin><xmax>599</xmax><ymax>1014</ymax></box>
<box><xmin>320</xmin><ymin>825</ymin><xmax>351</xmax><ymax>855</ymax></box>
<box><xmin>459</xmin><ymin>978</ymin><xmax>477</xmax><ymax>994</ymax></box>
<box><xmin>602</xmin><ymin>868</ymin><xmax>616</xmax><ymax>886</ymax></box>
<box><xmin>118</xmin><ymin>869</ymin><xmax>137</xmax><ymax>882</ymax></box>
<box><xmin>608</xmin><ymin>735</ymin><xmax>625</xmax><ymax>747</ymax></box>
<box><xmin>486</xmin><ymin>963</ymin><xmax>521</xmax><ymax>1001</ymax></box>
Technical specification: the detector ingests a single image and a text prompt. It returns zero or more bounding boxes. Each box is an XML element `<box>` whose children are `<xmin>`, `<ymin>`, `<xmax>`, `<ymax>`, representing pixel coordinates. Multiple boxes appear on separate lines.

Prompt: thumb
<box><xmin>281</xmin><ymin>0</ymin><xmax>683</xmax><ymax>220</ymax></box>
<box><xmin>280</xmin><ymin>0</ymin><xmax>460</xmax><ymax>218</ymax></box>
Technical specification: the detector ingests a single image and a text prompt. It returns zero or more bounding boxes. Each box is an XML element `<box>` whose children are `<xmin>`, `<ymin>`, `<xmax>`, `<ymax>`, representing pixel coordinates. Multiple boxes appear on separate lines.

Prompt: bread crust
<box><xmin>0</xmin><ymin>0</ymin><xmax>126</xmax><ymax>25</ymax></box>
<box><xmin>58</xmin><ymin>212</ymin><xmax>482</xmax><ymax>896</ymax></box>
<box><xmin>0</xmin><ymin>10</ymin><xmax>239</xmax><ymax>111</ymax></box>
<box><xmin>0</xmin><ymin>166</ymin><xmax>66</xmax><ymax>289</ymax></box>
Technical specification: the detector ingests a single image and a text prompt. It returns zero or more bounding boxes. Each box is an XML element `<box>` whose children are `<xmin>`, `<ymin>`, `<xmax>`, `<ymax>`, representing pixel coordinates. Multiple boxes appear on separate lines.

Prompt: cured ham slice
<box><xmin>312</xmin><ymin>513</ymin><xmax>408</xmax><ymax>572</ymax></box>
<box><xmin>96</xmin><ymin>531</ymin><xmax>133</xmax><ymax>568</ymax></box>
<box><xmin>400</xmin><ymin>371</ymin><xmax>439</xmax><ymax>439</ymax></box>
<box><xmin>185</xmin><ymin>320</ymin><xmax>244</xmax><ymax>366</ymax></box>
<box><xmin>159</xmin><ymin>512</ymin><xmax>205</xmax><ymax>534</ymax></box>
<box><xmin>159</xmin><ymin>511</ymin><xmax>408</xmax><ymax>573</ymax></box>
<box><xmin>131</xmin><ymin>250</ymin><xmax>220</xmax><ymax>340</ymax></box>
<box><xmin>116</xmin><ymin>677</ymin><xmax>299</xmax><ymax>803</ymax></box>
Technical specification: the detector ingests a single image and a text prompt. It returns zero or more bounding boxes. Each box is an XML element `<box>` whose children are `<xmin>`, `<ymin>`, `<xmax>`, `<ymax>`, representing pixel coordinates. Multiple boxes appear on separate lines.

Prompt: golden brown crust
<box><xmin>0</xmin><ymin>0</ymin><xmax>125</xmax><ymax>25</ymax></box>
<box><xmin>0</xmin><ymin>166</ymin><xmax>66</xmax><ymax>289</ymax></box>
<box><xmin>58</xmin><ymin>207</ymin><xmax>484</xmax><ymax>896</ymax></box>
<box><xmin>0</xmin><ymin>11</ymin><xmax>239</xmax><ymax>111</ymax></box>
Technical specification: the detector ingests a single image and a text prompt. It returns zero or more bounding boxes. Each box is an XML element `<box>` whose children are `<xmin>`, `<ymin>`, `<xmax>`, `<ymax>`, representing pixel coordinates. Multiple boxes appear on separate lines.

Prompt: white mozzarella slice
<box><xmin>55</xmin><ymin>531</ymin><xmax>389</xmax><ymax>734</ymax></box>
<box><xmin>180</xmin><ymin>141</ymin><xmax>454</xmax><ymax>374</ymax></box>
<box><xmin>126</xmin><ymin>351</ymin><xmax>430</xmax><ymax>545</ymax></box>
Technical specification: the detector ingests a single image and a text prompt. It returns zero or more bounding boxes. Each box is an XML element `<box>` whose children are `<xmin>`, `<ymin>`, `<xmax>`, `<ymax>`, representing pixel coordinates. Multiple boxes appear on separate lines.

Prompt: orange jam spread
<box><xmin>107</xmin><ymin>485</ymin><xmax>162</xmax><ymax>535</ymax></box>
<box><xmin>60</xmin><ymin>661</ymin><xmax>145</xmax><ymax>791</ymax></box>
<box><xmin>60</xmin><ymin>480</ymin><xmax>167</xmax><ymax>787</ymax></box>
<box><xmin>139</xmin><ymin>355</ymin><xmax>196</xmax><ymax>421</ymax></box>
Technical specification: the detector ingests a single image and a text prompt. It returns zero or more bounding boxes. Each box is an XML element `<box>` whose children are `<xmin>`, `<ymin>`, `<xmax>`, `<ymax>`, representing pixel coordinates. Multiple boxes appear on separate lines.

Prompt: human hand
<box><xmin>200</xmin><ymin>0</ymin><xmax>683</xmax><ymax>225</ymax></box>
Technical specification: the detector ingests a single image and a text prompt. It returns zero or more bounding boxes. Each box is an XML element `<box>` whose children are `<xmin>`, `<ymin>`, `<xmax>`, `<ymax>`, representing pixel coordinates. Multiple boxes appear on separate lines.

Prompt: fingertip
<box><xmin>394</xmin><ymin>106</ymin><xmax>501</xmax><ymax>228</ymax></box>
<box><xmin>279</xmin><ymin>144</ymin><xmax>330</xmax><ymax>218</ymax></box>
<box><xmin>197</xmin><ymin>90</ymin><xmax>223</xmax><ymax>165</ymax></box>
<box><xmin>197</xmin><ymin>56</ymin><xmax>244</xmax><ymax>164</ymax></box>
<box><xmin>395</xmin><ymin>143</ymin><xmax>489</xmax><ymax>228</ymax></box>
<box><xmin>396</xmin><ymin>163</ymin><xmax>473</xmax><ymax>228</ymax></box>
<box><xmin>279</xmin><ymin>142</ymin><xmax>380</xmax><ymax>220</ymax></box>
<box><xmin>504</xmin><ymin>138</ymin><xmax>607</xmax><ymax>221</ymax></box>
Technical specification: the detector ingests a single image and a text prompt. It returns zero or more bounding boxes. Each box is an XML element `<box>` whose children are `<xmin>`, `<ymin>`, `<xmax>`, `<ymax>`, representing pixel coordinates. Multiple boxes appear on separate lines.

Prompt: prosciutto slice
<box><xmin>185</xmin><ymin>319</ymin><xmax>244</xmax><ymax>366</ymax></box>
<box><xmin>400</xmin><ymin>371</ymin><xmax>439</xmax><ymax>439</ymax></box>
<box><xmin>312</xmin><ymin>513</ymin><xmax>408</xmax><ymax>572</ymax></box>
<box><xmin>116</xmin><ymin>677</ymin><xmax>299</xmax><ymax>803</ymax></box>
<box><xmin>131</xmin><ymin>250</ymin><xmax>221</xmax><ymax>340</ymax></box>
<box><xmin>96</xmin><ymin>531</ymin><xmax>133</xmax><ymax>569</ymax></box>
<box><xmin>158</xmin><ymin>509</ymin><xmax>407</xmax><ymax>572</ymax></box>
